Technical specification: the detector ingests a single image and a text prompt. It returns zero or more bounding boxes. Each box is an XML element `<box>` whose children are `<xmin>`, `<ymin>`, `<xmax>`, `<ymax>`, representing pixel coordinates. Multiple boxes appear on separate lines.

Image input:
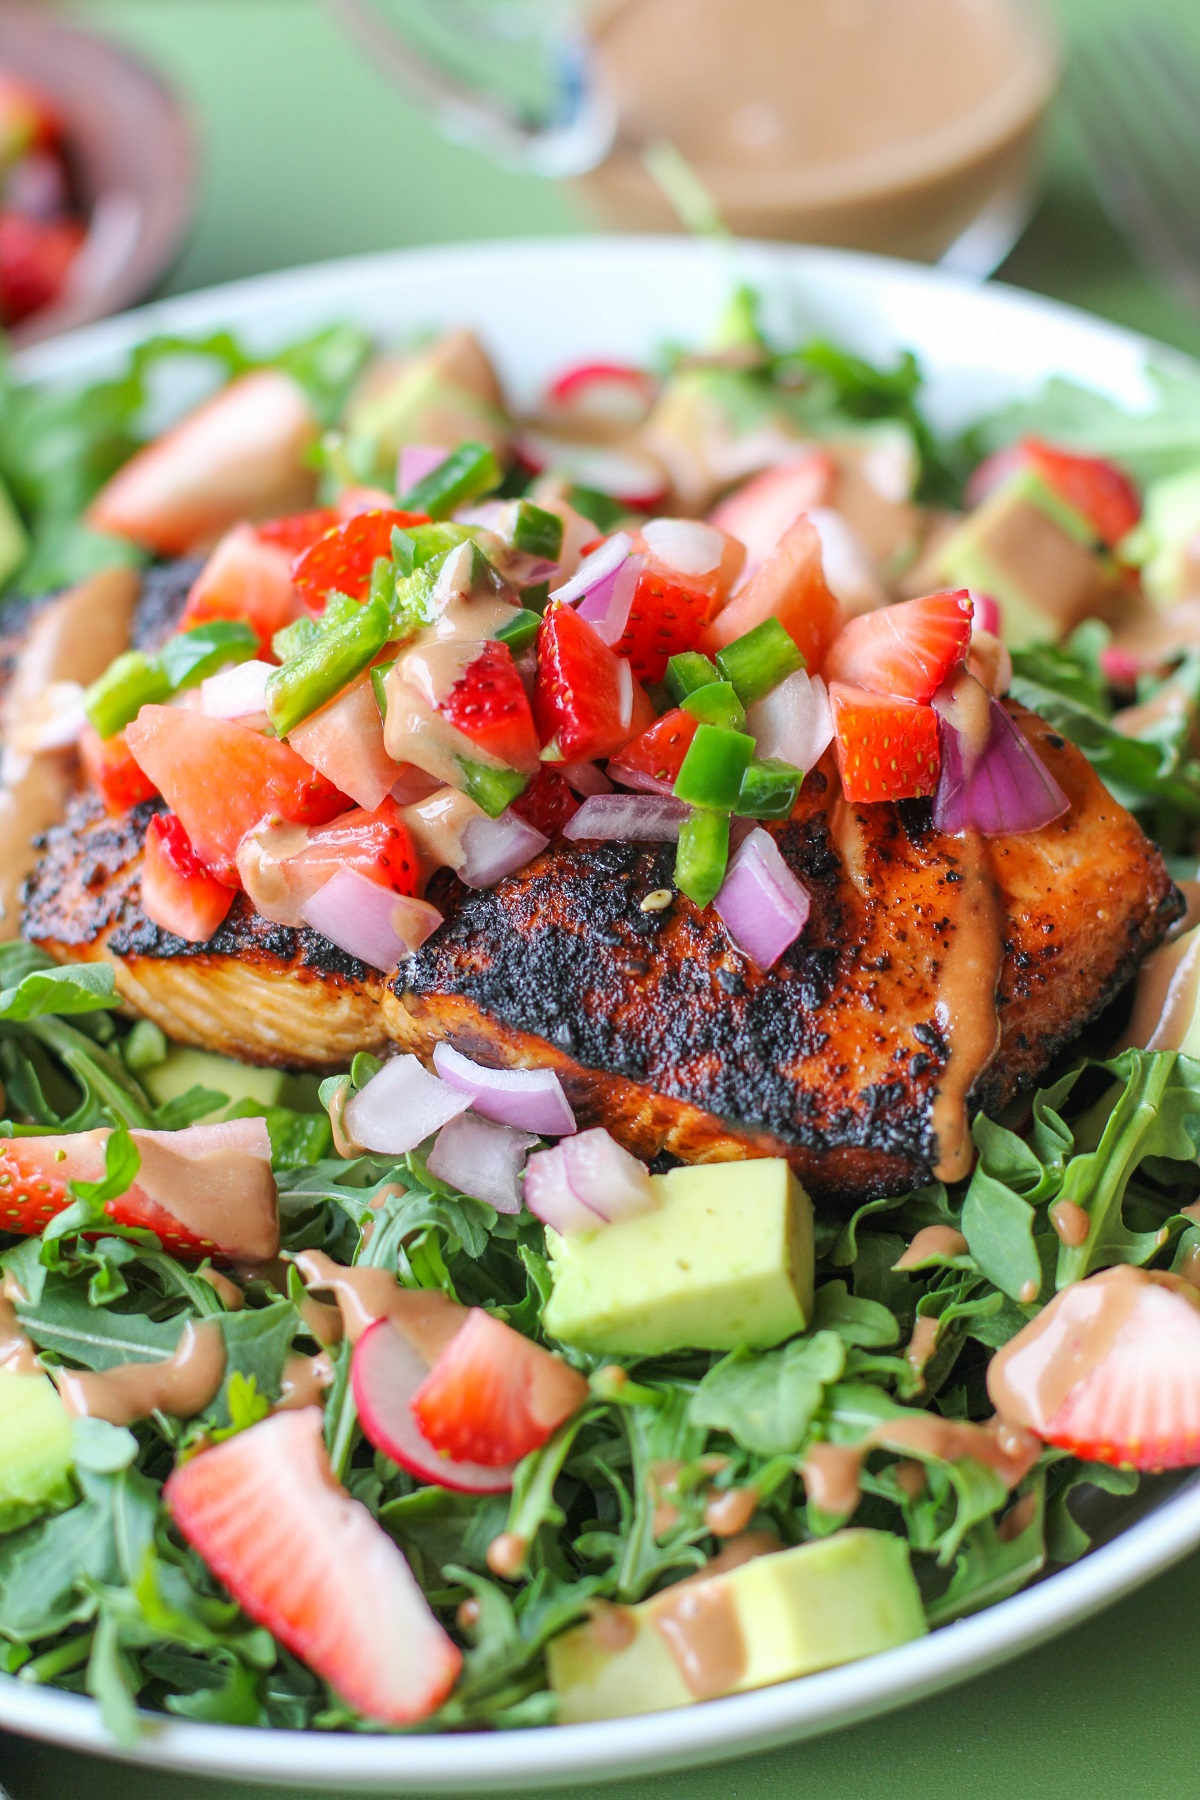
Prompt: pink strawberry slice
<box><xmin>988</xmin><ymin>1266</ymin><xmax>1200</xmax><ymax>1471</ymax></box>
<box><xmin>823</xmin><ymin>589</ymin><xmax>974</xmax><ymax>703</ymax></box>
<box><xmin>165</xmin><ymin>1408</ymin><xmax>462</xmax><ymax>1724</ymax></box>
<box><xmin>352</xmin><ymin>1316</ymin><xmax>518</xmax><ymax>1494</ymax></box>
<box><xmin>410</xmin><ymin>1307</ymin><xmax>590</xmax><ymax>1468</ymax></box>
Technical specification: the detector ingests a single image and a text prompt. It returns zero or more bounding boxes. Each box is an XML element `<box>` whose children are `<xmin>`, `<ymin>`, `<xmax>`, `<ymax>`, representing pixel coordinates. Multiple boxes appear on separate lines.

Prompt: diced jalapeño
<box><xmin>494</xmin><ymin>609</ymin><xmax>541</xmax><ymax>655</ymax></box>
<box><xmin>716</xmin><ymin>618</ymin><xmax>804</xmax><ymax>707</ymax></box>
<box><xmin>673</xmin><ymin>723</ymin><xmax>755</xmax><ymax>810</ymax></box>
<box><xmin>675</xmin><ymin>808</ymin><xmax>730</xmax><ymax>907</ymax></box>
<box><xmin>565</xmin><ymin>483</ymin><xmax>627</xmax><ymax>534</ymax></box>
<box><xmin>398</xmin><ymin>441</ymin><xmax>502</xmax><ymax>520</ymax></box>
<box><xmin>459</xmin><ymin>759</ymin><xmax>530</xmax><ymax>819</ymax></box>
<box><xmin>266</xmin><ymin>595</ymin><xmax>392</xmax><ymax>738</ymax></box>
<box><xmin>370</xmin><ymin>660</ymin><xmax>395</xmax><ymax>723</ymax></box>
<box><xmin>736</xmin><ymin>757</ymin><xmax>804</xmax><ymax>820</ymax></box>
<box><xmin>156</xmin><ymin>620</ymin><xmax>259</xmax><ymax>693</ymax></box>
<box><xmin>681</xmin><ymin>680</ymin><xmax>748</xmax><ymax>732</ymax></box>
<box><xmin>507</xmin><ymin>500</ymin><xmax>563</xmax><ymax>563</ymax></box>
<box><xmin>84</xmin><ymin>651</ymin><xmax>170</xmax><ymax>740</ymax></box>
<box><xmin>665</xmin><ymin>651</ymin><xmax>719</xmax><ymax>706</ymax></box>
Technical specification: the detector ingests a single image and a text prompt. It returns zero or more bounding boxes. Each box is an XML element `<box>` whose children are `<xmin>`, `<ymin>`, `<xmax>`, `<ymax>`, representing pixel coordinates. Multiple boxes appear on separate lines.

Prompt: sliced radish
<box><xmin>516</xmin><ymin>430</ymin><xmax>667</xmax><ymax>510</ymax></box>
<box><xmin>352</xmin><ymin>1315</ymin><xmax>518</xmax><ymax>1493</ymax></box>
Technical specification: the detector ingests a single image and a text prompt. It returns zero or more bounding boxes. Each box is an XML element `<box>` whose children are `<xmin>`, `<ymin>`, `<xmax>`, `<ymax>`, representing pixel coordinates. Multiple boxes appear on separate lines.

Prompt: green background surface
<box><xmin>3</xmin><ymin>0</ymin><xmax>1200</xmax><ymax>1794</ymax></box>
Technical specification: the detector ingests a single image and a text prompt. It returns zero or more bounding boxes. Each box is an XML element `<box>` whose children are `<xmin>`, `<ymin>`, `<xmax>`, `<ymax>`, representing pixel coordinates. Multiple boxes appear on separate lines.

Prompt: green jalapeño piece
<box><xmin>736</xmin><ymin>757</ymin><xmax>804</xmax><ymax>820</ymax></box>
<box><xmin>398</xmin><ymin>441</ymin><xmax>503</xmax><ymax>520</ymax></box>
<box><xmin>266</xmin><ymin>595</ymin><xmax>392</xmax><ymax>738</ymax></box>
<box><xmin>673</xmin><ymin>723</ymin><xmax>755</xmax><ymax>811</ymax></box>
<box><xmin>674</xmin><ymin>808</ymin><xmax>730</xmax><ymax>908</ymax></box>
<box><xmin>458</xmin><ymin>759</ymin><xmax>530</xmax><ymax>818</ymax></box>
<box><xmin>716</xmin><ymin>618</ymin><xmax>804</xmax><ymax>707</ymax></box>
<box><xmin>681</xmin><ymin>680</ymin><xmax>748</xmax><ymax>733</ymax></box>
<box><xmin>665</xmin><ymin>650</ymin><xmax>719</xmax><ymax>706</ymax></box>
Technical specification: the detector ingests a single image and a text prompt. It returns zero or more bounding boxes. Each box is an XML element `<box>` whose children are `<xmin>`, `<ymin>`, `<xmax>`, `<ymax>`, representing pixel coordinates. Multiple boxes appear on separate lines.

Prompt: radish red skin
<box><xmin>352</xmin><ymin>1316</ymin><xmax>518</xmax><ymax>1494</ymax></box>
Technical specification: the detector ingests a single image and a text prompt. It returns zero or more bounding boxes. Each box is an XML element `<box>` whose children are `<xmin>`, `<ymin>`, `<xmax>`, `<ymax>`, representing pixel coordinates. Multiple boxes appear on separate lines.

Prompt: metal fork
<box><xmin>1067</xmin><ymin>14</ymin><xmax>1200</xmax><ymax>311</ymax></box>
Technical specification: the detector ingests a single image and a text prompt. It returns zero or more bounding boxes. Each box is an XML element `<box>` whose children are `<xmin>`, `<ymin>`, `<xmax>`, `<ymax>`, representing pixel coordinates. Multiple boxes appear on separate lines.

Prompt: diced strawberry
<box><xmin>510</xmin><ymin>766</ymin><xmax>580</xmax><ymax>836</ymax></box>
<box><xmin>255</xmin><ymin>508</ymin><xmax>339</xmax><ymax>557</ymax></box>
<box><xmin>178</xmin><ymin>524</ymin><xmax>299</xmax><ymax>654</ymax></box>
<box><xmin>0</xmin><ymin>1118</ymin><xmax>277</xmax><ymax>1261</ymax></box>
<box><xmin>702</xmin><ymin>516</ymin><xmax>841</xmax><ymax>671</ymax></box>
<box><xmin>439</xmin><ymin>640</ymin><xmax>541</xmax><ymax>774</ymax></box>
<box><xmin>533</xmin><ymin>603</ymin><xmax>633</xmax><ymax>763</ymax></box>
<box><xmin>1024</xmin><ymin>440</ymin><xmax>1141</xmax><ymax>550</ymax></box>
<box><xmin>142</xmin><ymin>813</ymin><xmax>236</xmax><ymax>942</ymax></box>
<box><xmin>125</xmin><ymin>708</ymin><xmax>349</xmax><ymax>885</ymax></box>
<box><xmin>828</xmin><ymin>681</ymin><xmax>941</xmax><ymax>803</ymax></box>
<box><xmin>86</xmin><ymin>370</ymin><xmax>319</xmax><ymax>556</ymax></box>
<box><xmin>991</xmin><ymin>1268</ymin><xmax>1200</xmax><ymax>1471</ymax></box>
<box><xmin>410</xmin><ymin>1308</ymin><xmax>589</xmax><ymax>1467</ymax></box>
<box><xmin>708</xmin><ymin>453</ymin><xmax>837</xmax><ymax>575</ymax></box>
<box><xmin>823</xmin><ymin>590</ymin><xmax>974</xmax><ymax>703</ymax></box>
<box><xmin>286</xmin><ymin>672</ymin><xmax>399</xmax><ymax>811</ymax></box>
<box><xmin>279</xmin><ymin>799</ymin><xmax>420</xmax><ymax>898</ymax></box>
<box><xmin>606</xmin><ymin>521</ymin><xmax>744</xmax><ymax>684</ymax></box>
<box><xmin>0</xmin><ymin>210</ymin><xmax>81</xmax><ymax>327</ymax></box>
<box><xmin>291</xmin><ymin>509</ymin><xmax>430</xmax><ymax>610</ymax></box>
<box><xmin>165</xmin><ymin>1409</ymin><xmax>461</xmax><ymax>1723</ymax></box>
<box><xmin>78</xmin><ymin>724</ymin><xmax>158</xmax><ymax>814</ymax></box>
<box><xmin>613</xmin><ymin>707</ymin><xmax>698</xmax><ymax>786</ymax></box>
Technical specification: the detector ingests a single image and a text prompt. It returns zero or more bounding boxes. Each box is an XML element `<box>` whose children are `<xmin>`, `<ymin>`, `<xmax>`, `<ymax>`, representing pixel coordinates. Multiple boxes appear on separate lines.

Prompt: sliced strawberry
<box><xmin>178</xmin><ymin>524</ymin><xmax>299</xmax><ymax>655</ymax></box>
<box><xmin>533</xmin><ymin>603</ymin><xmax>632</xmax><ymax>763</ymax></box>
<box><xmin>606</xmin><ymin>521</ymin><xmax>744</xmax><ymax>684</ymax></box>
<box><xmin>286</xmin><ymin>672</ymin><xmax>399</xmax><ymax>811</ymax></box>
<box><xmin>143</xmin><ymin>813</ymin><xmax>236</xmax><ymax>943</ymax></box>
<box><xmin>702</xmin><ymin>515</ymin><xmax>841</xmax><ymax>671</ymax></box>
<box><xmin>292</xmin><ymin>509</ymin><xmax>430</xmax><ymax>610</ymax></box>
<box><xmin>990</xmin><ymin>1267</ymin><xmax>1200</xmax><ymax>1471</ymax></box>
<box><xmin>86</xmin><ymin>370</ymin><xmax>319</xmax><ymax>556</ymax></box>
<box><xmin>125</xmin><ymin>707</ymin><xmax>349</xmax><ymax>885</ymax></box>
<box><xmin>255</xmin><ymin>508</ymin><xmax>339</xmax><ymax>557</ymax></box>
<box><xmin>613</xmin><ymin>707</ymin><xmax>698</xmax><ymax>786</ymax></box>
<box><xmin>708</xmin><ymin>452</ymin><xmax>836</xmax><ymax>576</ymax></box>
<box><xmin>411</xmin><ymin>1307</ymin><xmax>589</xmax><ymax>1467</ymax></box>
<box><xmin>823</xmin><ymin>591</ymin><xmax>974</xmax><ymax>703</ymax></box>
<box><xmin>510</xmin><ymin>765</ymin><xmax>580</xmax><ymax>836</ymax></box>
<box><xmin>439</xmin><ymin>640</ymin><xmax>541</xmax><ymax>774</ymax></box>
<box><xmin>829</xmin><ymin>681</ymin><xmax>941</xmax><ymax>803</ymax></box>
<box><xmin>0</xmin><ymin>210</ymin><xmax>81</xmax><ymax>327</ymax></box>
<box><xmin>0</xmin><ymin>1118</ymin><xmax>277</xmax><ymax>1261</ymax></box>
<box><xmin>353</xmin><ymin>1316</ymin><xmax>517</xmax><ymax>1495</ymax></box>
<box><xmin>165</xmin><ymin>1408</ymin><xmax>461</xmax><ymax>1723</ymax></box>
<box><xmin>79</xmin><ymin>724</ymin><xmax>158</xmax><ymax>815</ymax></box>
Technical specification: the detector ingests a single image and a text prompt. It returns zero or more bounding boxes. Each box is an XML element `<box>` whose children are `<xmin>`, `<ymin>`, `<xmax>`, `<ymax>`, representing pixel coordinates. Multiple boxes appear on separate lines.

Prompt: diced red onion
<box><xmin>524</xmin><ymin>1144</ymin><xmax>607</xmax><ymax>1234</ymax></box>
<box><xmin>579</xmin><ymin>554</ymin><xmax>644</xmax><ymax>650</ymax></box>
<box><xmin>344</xmin><ymin>1053</ymin><xmax>471</xmax><ymax>1155</ymax></box>
<box><xmin>563</xmin><ymin>793</ymin><xmax>687</xmax><ymax>842</ymax></box>
<box><xmin>932</xmin><ymin>675</ymin><xmax>1070</xmax><ymax>837</ymax></box>
<box><xmin>433</xmin><ymin>1042</ymin><xmax>576</xmax><ymax>1135</ymax></box>
<box><xmin>746</xmin><ymin>669</ymin><xmax>833</xmax><ymax>772</ymax></box>
<box><xmin>641</xmin><ymin>517</ymin><xmax>723</xmax><ymax>576</ymax></box>
<box><xmin>713</xmin><ymin>827</ymin><xmax>812</xmax><ymax>969</ymax></box>
<box><xmin>560</xmin><ymin>1128</ymin><xmax>656</xmax><ymax>1223</ymax></box>
<box><xmin>397</xmin><ymin>444</ymin><xmax>449</xmax><ymax>495</ymax></box>
<box><xmin>200</xmin><ymin>659</ymin><xmax>273</xmax><ymax>725</ymax></box>
<box><xmin>551</xmin><ymin>532</ymin><xmax>632</xmax><ymax>605</ymax></box>
<box><xmin>426</xmin><ymin>1113</ymin><xmax>538</xmax><ymax>1214</ymax></box>
<box><xmin>561</xmin><ymin>760</ymin><xmax>613</xmax><ymax>796</ymax></box>
<box><xmin>969</xmin><ymin>590</ymin><xmax>1002</xmax><ymax>637</ymax></box>
<box><xmin>300</xmin><ymin>867</ymin><xmax>442</xmax><ymax>970</ymax></box>
<box><xmin>390</xmin><ymin>763</ymin><xmax>444</xmax><ymax>805</ymax></box>
<box><xmin>459</xmin><ymin>810</ymin><xmax>549</xmax><ymax>887</ymax></box>
<box><xmin>607</xmin><ymin>762</ymin><xmax>677</xmax><ymax>799</ymax></box>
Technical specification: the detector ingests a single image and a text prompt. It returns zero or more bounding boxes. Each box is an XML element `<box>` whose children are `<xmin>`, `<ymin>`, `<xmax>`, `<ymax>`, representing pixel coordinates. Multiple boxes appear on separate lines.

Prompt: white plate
<box><xmin>5</xmin><ymin>236</ymin><xmax>1200</xmax><ymax>1791</ymax></box>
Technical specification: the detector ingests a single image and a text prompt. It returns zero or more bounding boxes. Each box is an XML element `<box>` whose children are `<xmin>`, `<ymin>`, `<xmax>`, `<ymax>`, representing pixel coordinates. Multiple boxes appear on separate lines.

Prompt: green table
<box><xmin>4</xmin><ymin>1</ymin><xmax>1200</xmax><ymax>1794</ymax></box>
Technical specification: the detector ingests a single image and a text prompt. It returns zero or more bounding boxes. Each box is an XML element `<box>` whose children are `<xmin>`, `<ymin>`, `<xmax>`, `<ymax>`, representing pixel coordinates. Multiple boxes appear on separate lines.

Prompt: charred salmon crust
<box><xmin>387</xmin><ymin>710</ymin><xmax>1181</xmax><ymax>1199</ymax></box>
<box><xmin>21</xmin><ymin>792</ymin><xmax>385</xmax><ymax>1070</ymax></box>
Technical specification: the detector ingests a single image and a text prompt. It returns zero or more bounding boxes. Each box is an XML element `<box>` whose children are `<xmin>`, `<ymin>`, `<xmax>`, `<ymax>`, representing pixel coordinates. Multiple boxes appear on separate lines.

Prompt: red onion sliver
<box><xmin>932</xmin><ymin>677</ymin><xmax>1069</xmax><ymax>837</ymax></box>
<box><xmin>344</xmin><ymin>1053</ymin><xmax>471</xmax><ymax>1155</ymax></box>
<box><xmin>551</xmin><ymin>532</ymin><xmax>632</xmax><ymax>605</ymax></box>
<box><xmin>640</xmin><ymin>517</ymin><xmax>723</xmax><ymax>576</ymax></box>
<box><xmin>426</xmin><ymin>1113</ymin><xmax>538</xmax><ymax>1214</ymax></box>
<box><xmin>578</xmin><ymin>554</ymin><xmax>645</xmax><ymax>649</ymax></box>
<box><xmin>747</xmin><ymin>669</ymin><xmax>833</xmax><ymax>772</ymax></box>
<box><xmin>563</xmin><ymin>792</ymin><xmax>687</xmax><ymax>842</ymax></box>
<box><xmin>397</xmin><ymin>444</ymin><xmax>450</xmax><ymax>495</ymax></box>
<box><xmin>300</xmin><ymin>867</ymin><xmax>441</xmax><ymax>970</ymax></box>
<box><xmin>200</xmin><ymin>659</ymin><xmax>273</xmax><ymax>724</ymax></box>
<box><xmin>433</xmin><ymin>1042</ymin><xmax>577</xmax><ymax>1135</ymax></box>
<box><xmin>559</xmin><ymin>1128</ymin><xmax>656</xmax><ymax>1224</ymax></box>
<box><xmin>713</xmin><ymin>827</ymin><xmax>812</xmax><ymax>969</ymax></box>
<box><xmin>561</xmin><ymin>760</ymin><xmax>613</xmax><ymax>796</ymax></box>
<box><xmin>524</xmin><ymin>1144</ymin><xmax>606</xmax><ymax>1234</ymax></box>
<box><xmin>458</xmin><ymin>810</ymin><xmax>549</xmax><ymax>887</ymax></box>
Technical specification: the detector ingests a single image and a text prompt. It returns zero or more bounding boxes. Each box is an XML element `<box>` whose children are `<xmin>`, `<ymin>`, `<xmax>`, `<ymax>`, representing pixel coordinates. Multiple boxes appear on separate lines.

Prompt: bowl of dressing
<box><xmin>576</xmin><ymin>0</ymin><xmax>1059</xmax><ymax>268</ymax></box>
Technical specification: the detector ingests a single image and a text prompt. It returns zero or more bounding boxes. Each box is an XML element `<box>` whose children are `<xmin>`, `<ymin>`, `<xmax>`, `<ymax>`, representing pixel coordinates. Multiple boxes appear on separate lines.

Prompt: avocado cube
<box><xmin>0</xmin><ymin>1370</ymin><xmax>75</xmax><ymax>1533</ymax></box>
<box><xmin>142</xmin><ymin>1047</ymin><xmax>288</xmax><ymax>1120</ymax></box>
<box><xmin>1123</xmin><ymin>464</ymin><xmax>1200</xmax><ymax>604</ymax></box>
<box><xmin>935</xmin><ymin>466</ymin><xmax>1123</xmax><ymax>648</ymax></box>
<box><xmin>549</xmin><ymin>1530</ymin><xmax>927</xmax><ymax>1722</ymax></box>
<box><xmin>542</xmin><ymin>1159</ymin><xmax>813</xmax><ymax>1355</ymax></box>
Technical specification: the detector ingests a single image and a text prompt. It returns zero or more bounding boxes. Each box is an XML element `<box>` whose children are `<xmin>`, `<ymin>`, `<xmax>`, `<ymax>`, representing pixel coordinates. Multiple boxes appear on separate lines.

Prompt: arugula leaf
<box><xmin>0</xmin><ymin>1466</ymin><xmax>156</xmax><ymax>1642</ymax></box>
<box><xmin>690</xmin><ymin>1332</ymin><xmax>845</xmax><ymax>1455</ymax></box>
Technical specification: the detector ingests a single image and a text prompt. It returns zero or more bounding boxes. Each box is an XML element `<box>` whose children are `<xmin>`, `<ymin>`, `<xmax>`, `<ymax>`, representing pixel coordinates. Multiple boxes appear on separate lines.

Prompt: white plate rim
<box><xmin>3</xmin><ymin>234</ymin><xmax>1199</xmax><ymax>1791</ymax></box>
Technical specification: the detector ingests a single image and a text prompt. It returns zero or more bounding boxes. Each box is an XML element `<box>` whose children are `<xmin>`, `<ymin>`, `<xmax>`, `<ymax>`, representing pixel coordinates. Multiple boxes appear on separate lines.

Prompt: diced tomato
<box><xmin>0</xmin><ymin>210</ymin><xmax>81</xmax><ymax>327</ymax></box>
<box><xmin>823</xmin><ymin>590</ymin><xmax>974</xmax><ymax>704</ymax></box>
<box><xmin>125</xmin><ymin>707</ymin><xmax>349</xmax><ymax>886</ymax></box>
<box><xmin>178</xmin><ymin>524</ymin><xmax>299</xmax><ymax>654</ymax></box>
<box><xmin>78</xmin><ymin>724</ymin><xmax>158</xmax><ymax>814</ymax></box>
<box><xmin>702</xmin><ymin>515</ymin><xmax>841</xmax><ymax>671</ymax></box>
<box><xmin>439</xmin><ymin>640</ymin><xmax>541</xmax><ymax>773</ymax></box>
<box><xmin>410</xmin><ymin>1308</ymin><xmax>589</xmax><ymax>1467</ymax></box>
<box><xmin>142</xmin><ymin>812</ymin><xmax>236</xmax><ymax>943</ymax></box>
<box><xmin>510</xmin><ymin>766</ymin><xmax>579</xmax><ymax>836</ymax></box>
<box><xmin>613</xmin><ymin>707</ymin><xmax>698</xmax><ymax>786</ymax></box>
<box><xmin>255</xmin><ymin>508</ymin><xmax>339</xmax><ymax>557</ymax></box>
<box><xmin>287</xmin><ymin>672</ymin><xmax>399</xmax><ymax>811</ymax></box>
<box><xmin>708</xmin><ymin>452</ymin><xmax>837</xmax><ymax>575</ymax></box>
<box><xmin>86</xmin><ymin>369</ymin><xmax>319</xmax><ymax>556</ymax></box>
<box><xmin>292</xmin><ymin>509</ymin><xmax>430</xmax><ymax>610</ymax></box>
<box><xmin>533</xmin><ymin>603</ymin><xmax>633</xmax><ymax>764</ymax></box>
<box><xmin>165</xmin><ymin>1410</ymin><xmax>461</xmax><ymax>1725</ymax></box>
<box><xmin>1024</xmin><ymin>440</ymin><xmax>1141</xmax><ymax>549</ymax></box>
<box><xmin>828</xmin><ymin>682</ymin><xmax>941</xmax><ymax>804</ymax></box>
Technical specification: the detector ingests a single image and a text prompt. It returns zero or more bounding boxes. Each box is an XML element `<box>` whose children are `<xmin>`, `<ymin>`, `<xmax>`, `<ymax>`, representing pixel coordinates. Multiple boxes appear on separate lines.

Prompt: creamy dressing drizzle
<box><xmin>905</xmin><ymin>1314</ymin><xmax>940</xmax><ymax>1383</ymax></box>
<box><xmin>929</xmin><ymin>829</ymin><xmax>1004</xmax><ymax>1183</ymax></box>
<box><xmin>651</xmin><ymin>1580</ymin><xmax>747</xmax><ymax>1701</ymax></box>
<box><xmin>290</xmin><ymin>1248</ymin><xmax>464</xmax><ymax>1358</ymax></box>
<box><xmin>800</xmin><ymin>1413</ymin><xmax>1040</xmax><ymax>1518</ymax></box>
<box><xmin>129</xmin><ymin>1123</ymin><xmax>279</xmax><ymax>1263</ymax></box>
<box><xmin>196</xmin><ymin>1267</ymin><xmax>245</xmax><ymax>1310</ymax></box>
<box><xmin>894</xmin><ymin>1225</ymin><xmax>969</xmax><ymax>1269</ymax></box>
<box><xmin>398</xmin><ymin>786</ymin><xmax>487</xmax><ymax>884</ymax></box>
<box><xmin>383</xmin><ymin>587</ymin><xmax>520</xmax><ymax>786</ymax></box>
<box><xmin>278</xmin><ymin>1350</ymin><xmax>336</xmax><ymax>1410</ymax></box>
<box><xmin>1048</xmin><ymin>1199</ymin><xmax>1090</xmax><ymax>1248</ymax></box>
<box><xmin>0</xmin><ymin>1289</ymin><xmax>39</xmax><ymax>1376</ymax></box>
<box><xmin>55</xmin><ymin>1319</ymin><xmax>226</xmax><ymax>1426</ymax></box>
